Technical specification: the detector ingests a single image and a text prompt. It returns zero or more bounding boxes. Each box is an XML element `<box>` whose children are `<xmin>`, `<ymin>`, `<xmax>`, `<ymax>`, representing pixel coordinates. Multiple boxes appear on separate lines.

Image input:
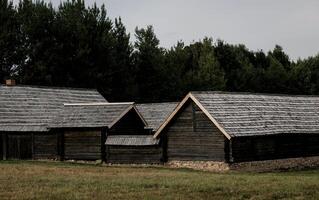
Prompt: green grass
<box><xmin>0</xmin><ymin>160</ymin><xmax>319</xmax><ymax>200</ymax></box>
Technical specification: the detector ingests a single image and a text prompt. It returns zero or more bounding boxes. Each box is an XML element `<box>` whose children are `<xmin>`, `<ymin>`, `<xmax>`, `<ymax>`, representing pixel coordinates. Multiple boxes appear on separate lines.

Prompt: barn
<box><xmin>49</xmin><ymin>102</ymin><xmax>150</xmax><ymax>161</ymax></box>
<box><xmin>154</xmin><ymin>91</ymin><xmax>319</xmax><ymax>163</ymax></box>
<box><xmin>0</xmin><ymin>83</ymin><xmax>106</xmax><ymax>160</ymax></box>
<box><xmin>102</xmin><ymin>102</ymin><xmax>178</xmax><ymax>164</ymax></box>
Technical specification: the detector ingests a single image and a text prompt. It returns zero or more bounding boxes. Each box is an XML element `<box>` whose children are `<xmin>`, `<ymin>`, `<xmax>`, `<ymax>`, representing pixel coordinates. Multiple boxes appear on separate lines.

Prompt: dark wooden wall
<box><xmin>33</xmin><ymin>133</ymin><xmax>59</xmax><ymax>159</ymax></box>
<box><xmin>230</xmin><ymin>134</ymin><xmax>319</xmax><ymax>162</ymax></box>
<box><xmin>106</xmin><ymin>110</ymin><xmax>160</xmax><ymax>163</ymax></box>
<box><xmin>109</xmin><ymin>109</ymin><xmax>150</xmax><ymax>135</ymax></box>
<box><xmin>6</xmin><ymin>133</ymin><xmax>32</xmax><ymax>159</ymax></box>
<box><xmin>64</xmin><ymin>130</ymin><xmax>102</xmax><ymax>160</ymax></box>
<box><xmin>106</xmin><ymin>145</ymin><xmax>162</xmax><ymax>164</ymax></box>
<box><xmin>0</xmin><ymin>133</ymin><xmax>2</xmax><ymax>160</ymax></box>
<box><xmin>163</xmin><ymin>100</ymin><xmax>226</xmax><ymax>161</ymax></box>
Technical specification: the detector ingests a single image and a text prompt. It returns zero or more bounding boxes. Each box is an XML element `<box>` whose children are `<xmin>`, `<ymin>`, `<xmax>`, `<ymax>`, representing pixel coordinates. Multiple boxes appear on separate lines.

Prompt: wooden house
<box><xmin>49</xmin><ymin>103</ymin><xmax>150</xmax><ymax>161</ymax></box>
<box><xmin>103</xmin><ymin>102</ymin><xmax>178</xmax><ymax>164</ymax></box>
<box><xmin>0</xmin><ymin>84</ymin><xmax>106</xmax><ymax>160</ymax></box>
<box><xmin>154</xmin><ymin>92</ymin><xmax>319</xmax><ymax>163</ymax></box>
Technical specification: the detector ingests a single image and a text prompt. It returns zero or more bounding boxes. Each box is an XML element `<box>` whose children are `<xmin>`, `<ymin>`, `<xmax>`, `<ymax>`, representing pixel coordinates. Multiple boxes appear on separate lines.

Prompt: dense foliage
<box><xmin>1</xmin><ymin>0</ymin><xmax>319</xmax><ymax>102</ymax></box>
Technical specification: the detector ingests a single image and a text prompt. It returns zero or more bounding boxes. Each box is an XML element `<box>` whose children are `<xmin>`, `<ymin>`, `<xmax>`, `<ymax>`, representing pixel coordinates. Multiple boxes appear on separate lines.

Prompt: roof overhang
<box><xmin>108</xmin><ymin>104</ymin><xmax>148</xmax><ymax>129</ymax></box>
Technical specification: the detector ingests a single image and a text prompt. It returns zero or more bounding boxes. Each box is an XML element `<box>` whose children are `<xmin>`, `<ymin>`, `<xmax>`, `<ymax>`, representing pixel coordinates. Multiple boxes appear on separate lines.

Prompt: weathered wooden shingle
<box><xmin>136</xmin><ymin>102</ymin><xmax>177</xmax><ymax>131</ymax></box>
<box><xmin>50</xmin><ymin>103</ymin><xmax>134</xmax><ymax>128</ymax></box>
<box><xmin>191</xmin><ymin>91</ymin><xmax>319</xmax><ymax>137</ymax></box>
<box><xmin>106</xmin><ymin>135</ymin><xmax>159</xmax><ymax>146</ymax></box>
<box><xmin>0</xmin><ymin>85</ymin><xmax>107</xmax><ymax>132</ymax></box>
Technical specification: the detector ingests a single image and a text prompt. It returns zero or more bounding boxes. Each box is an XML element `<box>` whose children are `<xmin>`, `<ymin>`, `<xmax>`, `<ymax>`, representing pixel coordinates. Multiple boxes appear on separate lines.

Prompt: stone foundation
<box><xmin>166</xmin><ymin>156</ymin><xmax>319</xmax><ymax>172</ymax></box>
<box><xmin>167</xmin><ymin>161</ymin><xmax>230</xmax><ymax>172</ymax></box>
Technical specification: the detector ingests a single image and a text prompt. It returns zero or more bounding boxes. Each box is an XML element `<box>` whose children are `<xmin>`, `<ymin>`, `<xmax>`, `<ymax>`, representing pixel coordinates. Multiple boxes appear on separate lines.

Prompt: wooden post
<box><xmin>31</xmin><ymin>133</ymin><xmax>34</xmax><ymax>159</ymax></box>
<box><xmin>2</xmin><ymin>133</ymin><xmax>7</xmax><ymax>160</ymax></box>
<box><xmin>161</xmin><ymin>134</ymin><xmax>168</xmax><ymax>163</ymax></box>
<box><xmin>101</xmin><ymin>128</ymin><xmax>107</xmax><ymax>162</ymax></box>
<box><xmin>228</xmin><ymin>139</ymin><xmax>234</xmax><ymax>163</ymax></box>
<box><xmin>57</xmin><ymin>131</ymin><xmax>65</xmax><ymax>161</ymax></box>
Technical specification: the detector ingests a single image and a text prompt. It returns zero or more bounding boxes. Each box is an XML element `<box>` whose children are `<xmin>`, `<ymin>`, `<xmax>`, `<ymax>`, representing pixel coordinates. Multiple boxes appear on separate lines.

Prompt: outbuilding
<box><xmin>154</xmin><ymin>92</ymin><xmax>319</xmax><ymax>163</ymax></box>
<box><xmin>0</xmin><ymin>83</ymin><xmax>107</xmax><ymax>160</ymax></box>
<box><xmin>103</xmin><ymin>102</ymin><xmax>178</xmax><ymax>164</ymax></box>
<box><xmin>49</xmin><ymin>102</ymin><xmax>149</xmax><ymax>161</ymax></box>
<box><xmin>98</xmin><ymin>102</ymin><xmax>178</xmax><ymax>164</ymax></box>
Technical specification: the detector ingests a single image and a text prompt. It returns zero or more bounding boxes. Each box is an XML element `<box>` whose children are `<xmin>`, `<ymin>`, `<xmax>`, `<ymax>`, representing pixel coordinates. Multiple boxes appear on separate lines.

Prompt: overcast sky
<box><xmin>14</xmin><ymin>0</ymin><xmax>319</xmax><ymax>60</ymax></box>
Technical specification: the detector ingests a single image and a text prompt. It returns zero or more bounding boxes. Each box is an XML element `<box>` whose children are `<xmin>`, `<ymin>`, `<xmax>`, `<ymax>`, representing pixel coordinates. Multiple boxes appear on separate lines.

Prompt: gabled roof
<box><xmin>49</xmin><ymin>103</ymin><xmax>147</xmax><ymax>129</ymax></box>
<box><xmin>105</xmin><ymin>135</ymin><xmax>159</xmax><ymax>146</ymax></box>
<box><xmin>0</xmin><ymin>85</ymin><xmax>107</xmax><ymax>132</ymax></box>
<box><xmin>136</xmin><ymin>102</ymin><xmax>178</xmax><ymax>132</ymax></box>
<box><xmin>154</xmin><ymin>91</ymin><xmax>319</xmax><ymax>138</ymax></box>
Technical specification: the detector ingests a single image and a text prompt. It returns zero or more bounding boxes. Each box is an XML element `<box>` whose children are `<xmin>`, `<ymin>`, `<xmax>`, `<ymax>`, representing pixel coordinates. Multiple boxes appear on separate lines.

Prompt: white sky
<box><xmin>13</xmin><ymin>0</ymin><xmax>319</xmax><ymax>60</ymax></box>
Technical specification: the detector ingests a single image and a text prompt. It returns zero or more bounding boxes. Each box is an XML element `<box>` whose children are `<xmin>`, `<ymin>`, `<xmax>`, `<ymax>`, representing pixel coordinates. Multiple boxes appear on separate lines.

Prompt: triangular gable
<box><xmin>153</xmin><ymin>92</ymin><xmax>232</xmax><ymax>140</ymax></box>
<box><xmin>49</xmin><ymin>103</ymin><xmax>148</xmax><ymax>129</ymax></box>
<box><xmin>109</xmin><ymin>104</ymin><xmax>148</xmax><ymax>129</ymax></box>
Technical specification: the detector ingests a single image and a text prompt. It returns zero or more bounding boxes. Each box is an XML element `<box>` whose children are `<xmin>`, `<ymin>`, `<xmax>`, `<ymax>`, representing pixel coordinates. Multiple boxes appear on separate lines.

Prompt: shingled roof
<box><xmin>0</xmin><ymin>85</ymin><xmax>107</xmax><ymax>132</ymax></box>
<box><xmin>106</xmin><ymin>135</ymin><xmax>159</xmax><ymax>146</ymax></box>
<box><xmin>155</xmin><ymin>91</ymin><xmax>319</xmax><ymax>138</ymax></box>
<box><xmin>136</xmin><ymin>102</ymin><xmax>178</xmax><ymax>131</ymax></box>
<box><xmin>50</xmin><ymin>103</ymin><xmax>146</xmax><ymax>129</ymax></box>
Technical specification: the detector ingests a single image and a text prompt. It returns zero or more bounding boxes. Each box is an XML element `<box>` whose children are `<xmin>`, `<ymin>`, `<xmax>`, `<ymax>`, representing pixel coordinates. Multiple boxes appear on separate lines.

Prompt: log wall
<box><xmin>33</xmin><ymin>133</ymin><xmax>58</xmax><ymax>159</ymax></box>
<box><xmin>106</xmin><ymin>145</ymin><xmax>162</xmax><ymax>164</ymax></box>
<box><xmin>6</xmin><ymin>133</ymin><xmax>32</xmax><ymax>159</ymax></box>
<box><xmin>231</xmin><ymin>134</ymin><xmax>319</xmax><ymax>162</ymax></box>
<box><xmin>64</xmin><ymin>130</ymin><xmax>102</xmax><ymax>160</ymax></box>
<box><xmin>0</xmin><ymin>133</ymin><xmax>2</xmax><ymax>160</ymax></box>
<box><xmin>164</xmin><ymin>100</ymin><xmax>226</xmax><ymax>161</ymax></box>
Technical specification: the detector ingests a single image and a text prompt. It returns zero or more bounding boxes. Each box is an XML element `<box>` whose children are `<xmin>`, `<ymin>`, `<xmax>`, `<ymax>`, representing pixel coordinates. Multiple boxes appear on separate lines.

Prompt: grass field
<box><xmin>0</xmin><ymin>161</ymin><xmax>319</xmax><ymax>200</ymax></box>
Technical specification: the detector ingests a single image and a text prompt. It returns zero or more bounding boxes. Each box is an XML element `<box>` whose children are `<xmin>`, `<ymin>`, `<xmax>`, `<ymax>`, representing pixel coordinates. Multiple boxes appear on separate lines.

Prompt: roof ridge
<box><xmin>64</xmin><ymin>102</ymin><xmax>134</xmax><ymax>106</ymax></box>
<box><xmin>190</xmin><ymin>91</ymin><xmax>319</xmax><ymax>98</ymax></box>
<box><xmin>0</xmin><ymin>84</ymin><xmax>99</xmax><ymax>92</ymax></box>
<box><xmin>137</xmin><ymin>102</ymin><xmax>178</xmax><ymax>105</ymax></box>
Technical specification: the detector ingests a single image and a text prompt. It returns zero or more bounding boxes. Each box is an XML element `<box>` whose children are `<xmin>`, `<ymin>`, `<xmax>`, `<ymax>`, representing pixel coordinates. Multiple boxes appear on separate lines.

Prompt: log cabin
<box><xmin>154</xmin><ymin>91</ymin><xmax>319</xmax><ymax>163</ymax></box>
<box><xmin>105</xmin><ymin>102</ymin><xmax>179</xmax><ymax>164</ymax></box>
<box><xmin>82</xmin><ymin>102</ymin><xmax>178</xmax><ymax>164</ymax></box>
<box><xmin>0</xmin><ymin>82</ymin><xmax>107</xmax><ymax>160</ymax></box>
<box><xmin>49</xmin><ymin>102</ymin><xmax>150</xmax><ymax>161</ymax></box>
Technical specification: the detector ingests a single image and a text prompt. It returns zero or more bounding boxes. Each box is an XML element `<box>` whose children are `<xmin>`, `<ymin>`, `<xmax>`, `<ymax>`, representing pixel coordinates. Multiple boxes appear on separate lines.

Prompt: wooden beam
<box><xmin>101</xmin><ymin>128</ymin><xmax>107</xmax><ymax>162</ymax></box>
<box><xmin>31</xmin><ymin>133</ymin><xmax>34</xmax><ymax>159</ymax></box>
<box><xmin>2</xmin><ymin>133</ymin><xmax>7</xmax><ymax>160</ymax></box>
<box><xmin>228</xmin><ymin>139</ymin><xmax>234</xmax><ymax>163</ymax></box>
<box><xmin>153</xmin><ymin>93</ymin><xmax>192</xmax><ymax>138</ymax></box>
<box><xmin>109</xmin><ymin>105</ymin><xmax>134</xmax><ymax>129</ymax></box>
<box><xmin>132</xmin><ymin>105</ymin><xmax>148</xmax><ymax>127</ymax></box>
<box><xmin>58</xmin><ymin>131</ymin><xmax>64</xmax><ymax>161</ymax></box>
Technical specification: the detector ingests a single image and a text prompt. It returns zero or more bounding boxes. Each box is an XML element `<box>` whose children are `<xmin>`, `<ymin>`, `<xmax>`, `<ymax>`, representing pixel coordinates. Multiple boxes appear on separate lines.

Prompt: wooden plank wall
<box><xmin>109</xmin><ymin>110</ymin><xmax>150</xmax><ymax>135</ymax></box>
<box><xmin>231</xmin><ymin>134</ymin><xmax>319</xmax><ymax>162</ymax></box>
<box><xmin>106</xmin><ymin>110</ymin><xmax>160</xmax><ymax>163</ymax></box>
<box><xmin>164</xmin><ymin>100</ymin><xmax>226</xmax><ymax>161</ymax></box>
<box><xmin>107</xmin><ymin>146</ymin><xmax>162</xmax><ymax>164</ymax></box>
<box><xmin>64</xmin><ymin>130</ymin><xmax>102</xmax><ymax>160</ymax></box>
<box><xmin>7</xmin><ymin>133</ymin><xmax>32</xmax><ymax>159</ymax></box>
<box><xmin>33</xmin><ymin>133</ymin><xmax>58</xmax><ymax>159</ymax></box>
<box><xmin>0</xmin><ymin>133</ymin><xmax>2</xmax><ymax>160</ymax></box>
